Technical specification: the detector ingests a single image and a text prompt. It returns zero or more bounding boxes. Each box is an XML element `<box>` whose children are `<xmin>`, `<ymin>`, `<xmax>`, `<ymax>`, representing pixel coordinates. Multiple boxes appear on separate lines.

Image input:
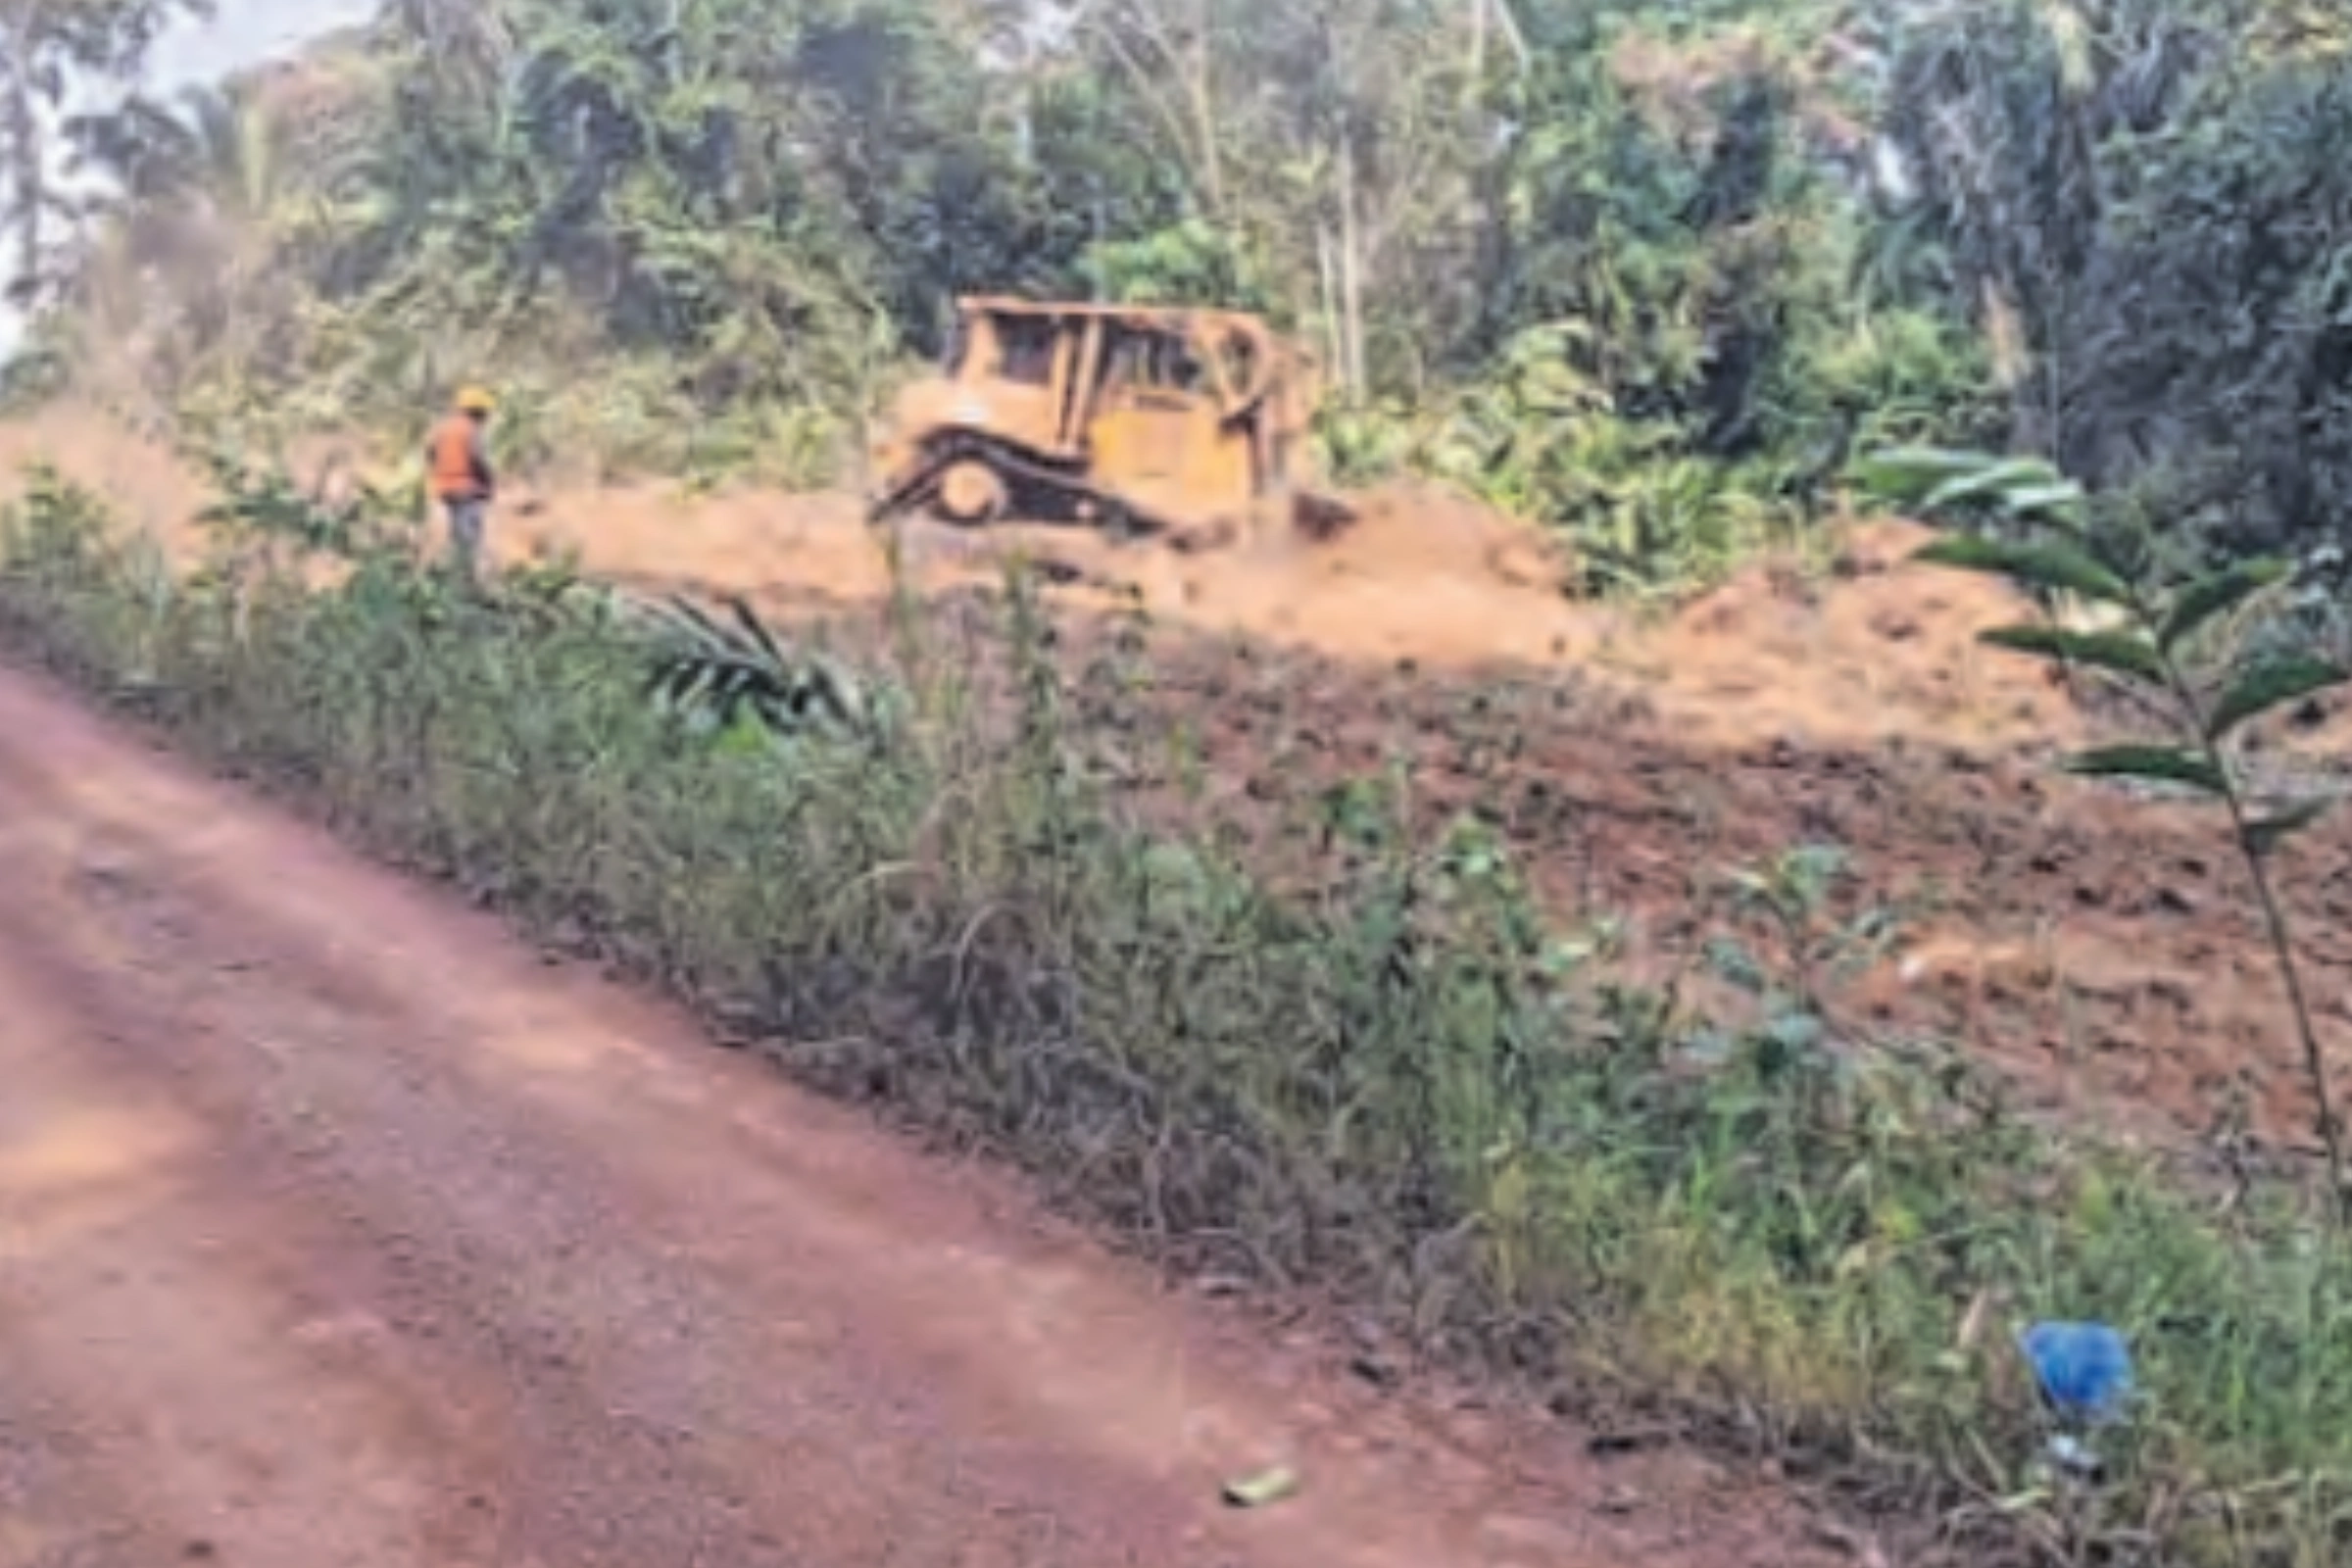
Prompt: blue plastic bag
<box><xmin>2020</xmin><ymin>1320</ymin><xmax>2134</xmax><ymax>1427</ymax></box>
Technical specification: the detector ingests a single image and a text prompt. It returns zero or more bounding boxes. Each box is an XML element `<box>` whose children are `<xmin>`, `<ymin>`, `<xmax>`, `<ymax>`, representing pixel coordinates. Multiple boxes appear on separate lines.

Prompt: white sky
<box><xmin>2</xmin><ymin>0</ymin><xmax>375</xmax><ymax>355</ymax></box>
<box><xmin>150</xmin><ymin>0</ymin><xmax>377</xmax><ymax>91</ymax></box>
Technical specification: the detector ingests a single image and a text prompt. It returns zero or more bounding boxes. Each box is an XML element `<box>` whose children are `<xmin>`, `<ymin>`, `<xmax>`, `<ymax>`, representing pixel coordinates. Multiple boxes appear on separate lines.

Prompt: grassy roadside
<box><xmin>4</xmin><ymin>461</ymin><xmax>2350</xmax><ymax>1567</ymax></box>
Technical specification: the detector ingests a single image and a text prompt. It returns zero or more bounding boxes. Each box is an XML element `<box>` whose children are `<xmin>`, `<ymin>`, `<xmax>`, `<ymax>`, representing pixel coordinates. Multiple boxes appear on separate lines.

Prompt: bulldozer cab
<box><xmin>869</xmin><ymin>298</ymin><xmax>1324</xmax><ymax>538</ymax></box>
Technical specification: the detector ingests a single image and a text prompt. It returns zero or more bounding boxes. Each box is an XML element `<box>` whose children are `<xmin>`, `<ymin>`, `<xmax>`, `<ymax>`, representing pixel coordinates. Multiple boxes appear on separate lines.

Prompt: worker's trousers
<box><xmin>442</xmin><ymin>495</ymin><xmax>487</xmax><ymax>581</ymax></box>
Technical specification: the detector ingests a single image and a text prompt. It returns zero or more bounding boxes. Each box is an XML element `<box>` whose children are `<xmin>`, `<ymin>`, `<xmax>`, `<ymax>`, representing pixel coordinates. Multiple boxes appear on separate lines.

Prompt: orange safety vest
<box><xmin>430</xmin><ymin>415</ymin><xmax>487</xmax><ymax>501</ymax></box>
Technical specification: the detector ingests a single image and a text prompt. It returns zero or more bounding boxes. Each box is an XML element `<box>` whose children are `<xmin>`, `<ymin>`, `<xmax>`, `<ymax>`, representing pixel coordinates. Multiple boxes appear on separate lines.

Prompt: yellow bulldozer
<box><xmin>865</xmin><ymin>297</ymin><xmax>1348</xmax><ymax>545</ymax></box>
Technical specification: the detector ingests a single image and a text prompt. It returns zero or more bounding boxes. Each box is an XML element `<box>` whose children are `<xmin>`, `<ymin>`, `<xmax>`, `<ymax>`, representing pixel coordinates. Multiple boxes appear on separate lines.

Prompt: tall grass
<box><xmin>4</xmin><ymin>463</ymin><xmax>2351</xmax><ymax>1567</ymax></box>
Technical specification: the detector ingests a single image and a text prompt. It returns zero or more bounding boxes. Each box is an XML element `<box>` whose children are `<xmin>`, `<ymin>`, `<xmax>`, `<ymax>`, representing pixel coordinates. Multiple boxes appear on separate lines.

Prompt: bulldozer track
<box><xmin>867</xmin><ymin>430</ymin><xmax>1173</xmax><ymax>538</ymax></box>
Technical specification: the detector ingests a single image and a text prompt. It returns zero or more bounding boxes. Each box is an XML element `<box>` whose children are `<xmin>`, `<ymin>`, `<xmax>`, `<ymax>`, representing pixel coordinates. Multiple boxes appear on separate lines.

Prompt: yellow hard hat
<box><xmin>455</xmin><ymin>385</ymin><xmax>496</xmax><ymax>414</ymax></box>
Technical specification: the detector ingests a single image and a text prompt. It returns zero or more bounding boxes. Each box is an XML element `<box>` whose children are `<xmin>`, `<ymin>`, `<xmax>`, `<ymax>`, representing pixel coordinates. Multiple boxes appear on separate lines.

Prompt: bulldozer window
<box><xmin>997</xmin><ymin>317</ymin><xmax>1058</xmax><ymax>386</ymax></box>
<box><xmin>1103</xmin><ymin>335</ymin><xmax>1149</xmax><ymax>394</ymax></box>
<box><xmin>1211</xmin><ymin>332</ymin><xmax>1258</xmax><ymax>403</ymax></box>
<box><xmin>1105</xmin><ymin>329</ymin><xmax>1204</xmax><ymax>394</ymax></box>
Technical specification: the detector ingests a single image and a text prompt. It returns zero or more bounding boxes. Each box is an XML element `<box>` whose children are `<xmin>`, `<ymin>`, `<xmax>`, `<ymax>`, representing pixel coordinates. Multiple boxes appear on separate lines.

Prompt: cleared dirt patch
<box><xmin>1111</xmin><ymin>633</ymin><xmax>2352</xmax><ymax>1155</ymax></box>
<box><xmin>2</xmin><ymin>406</ymin><xmax>2072</xmax><ymax>752</ymax></box>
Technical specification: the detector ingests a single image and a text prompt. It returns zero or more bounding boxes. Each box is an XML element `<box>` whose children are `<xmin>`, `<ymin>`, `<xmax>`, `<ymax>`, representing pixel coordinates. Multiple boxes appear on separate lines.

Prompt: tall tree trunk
<box><xmin>1189</xmin><ymin>0</ymin><xmax>1222</xmax><ymax>212</ymax></box>
<box><xmin>1</xmin><ymin>44</ymin><xmax>44</xmax><ymax>301</ymax></box>
<box><xmin>1317</xmin><ymin>220</ymin><xmax>1341</xmax><ymax>375</ymax></box>
<box><xmin>1339</xmin><ymin>131</ymin><xmax>1364</xmax><ymax>392</ymax></box>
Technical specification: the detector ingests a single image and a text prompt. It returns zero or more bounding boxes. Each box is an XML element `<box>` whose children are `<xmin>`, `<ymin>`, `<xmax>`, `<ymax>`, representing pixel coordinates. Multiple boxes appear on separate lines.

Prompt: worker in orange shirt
<box><xmin>428</xmin><ymin>386</ymin><xmax>498</xmax><ymax>582</ymax></box>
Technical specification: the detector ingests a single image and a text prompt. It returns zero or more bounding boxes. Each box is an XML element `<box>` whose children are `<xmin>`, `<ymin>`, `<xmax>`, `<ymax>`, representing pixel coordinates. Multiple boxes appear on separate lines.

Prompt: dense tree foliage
<box><xmin>0</xmin><ymin>0</ymin><xmax>212</xmax><ymax>303</ymax></box>
<box><xmin>10</xmin><ymin>0</ymin><xmax>2352</xmax><ymax>586</ymax></box>
<box><xmin>1882</xmin><ymin>0</ymin><xmax>2352</xmax><ymax>569</ymax></box>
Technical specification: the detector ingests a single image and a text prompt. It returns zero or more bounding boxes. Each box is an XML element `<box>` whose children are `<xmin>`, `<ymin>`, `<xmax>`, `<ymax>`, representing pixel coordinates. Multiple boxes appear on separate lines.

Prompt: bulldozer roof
<box><xmin>955</xmin><ymin>295</ymin><xmax>1285</xmax><ymax>340</ymax></box>
<box><xmin>945</xmin><ymin>295</ymin><xmax>1320</xmax><ymax>427</ymax></box>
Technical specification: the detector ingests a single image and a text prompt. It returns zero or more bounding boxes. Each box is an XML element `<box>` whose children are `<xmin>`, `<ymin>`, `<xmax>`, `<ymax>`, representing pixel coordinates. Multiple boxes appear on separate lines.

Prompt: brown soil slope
<box><xmin>0</xmin><ymin>407</ymin><xmax>2072</xmax><ymax>752</ymax></box>
<box><xmin>1110</xmin><ymin>628</ymin><xmax>2352</xmax><ymax>1154</ymax></box>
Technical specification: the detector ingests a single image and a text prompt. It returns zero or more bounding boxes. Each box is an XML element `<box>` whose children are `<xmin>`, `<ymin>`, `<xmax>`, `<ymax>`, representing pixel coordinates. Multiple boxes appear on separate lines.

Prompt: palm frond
<box><xmin>639</xmin><ymin>590</ymin><xmax>868</xmax><ymax>746</ymax></box>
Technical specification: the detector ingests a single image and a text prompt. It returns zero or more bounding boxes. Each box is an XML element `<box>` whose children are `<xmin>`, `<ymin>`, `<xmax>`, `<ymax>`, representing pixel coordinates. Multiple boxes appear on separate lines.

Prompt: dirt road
<box><xmin>0</xmin><ymin>663</ymin><xmax>1832</xmax><ymax>1568</ymax></box>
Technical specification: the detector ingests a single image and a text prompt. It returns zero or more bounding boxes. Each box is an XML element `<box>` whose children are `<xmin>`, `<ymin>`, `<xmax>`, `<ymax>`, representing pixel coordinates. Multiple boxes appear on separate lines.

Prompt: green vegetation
<box><xmin>0</xmin><ymin>0</ymin><xmax>2340</xmax><ymax>588</ymax></box>
<box><xmin>7</xmin><ymin>459</ymin><xmax>2352</xmax><ymax>1566</ymax></box>
<box><xmin>0</xmin><ymin>0</ymin><xmax>213</xmax><ymax>304</ymax></box>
